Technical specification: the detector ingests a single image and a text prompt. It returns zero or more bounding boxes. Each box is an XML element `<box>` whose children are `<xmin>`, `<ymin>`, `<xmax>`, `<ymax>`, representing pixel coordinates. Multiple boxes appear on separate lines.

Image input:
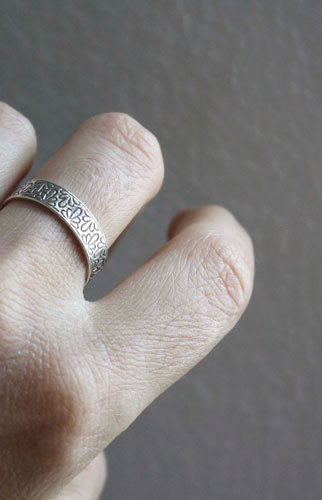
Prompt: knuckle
<box><xmin>81</xmin><ymin>112</ymin><xmax>163</xmax><ymax>185</ymax></box>
<box><xmin>186</xmin><ymin>230</ymin><xmax>253</xmax><ymax>318</ymax></box>
<box><xmin>0</xmin><ymin>102</ymin><xmax>37</xmax><ymax>149</ymax></box>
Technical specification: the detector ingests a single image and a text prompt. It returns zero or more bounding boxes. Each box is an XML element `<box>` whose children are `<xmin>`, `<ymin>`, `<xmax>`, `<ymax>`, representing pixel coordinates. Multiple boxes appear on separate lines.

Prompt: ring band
<box><xmin>3</xmin><ymin>179</ymin><xmax>108</xmax><ymax>284</ymax></box>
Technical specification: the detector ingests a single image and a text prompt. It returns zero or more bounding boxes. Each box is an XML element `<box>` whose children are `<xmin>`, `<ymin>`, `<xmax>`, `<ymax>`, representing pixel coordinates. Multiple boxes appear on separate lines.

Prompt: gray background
<box><xmin>1</xmin><ymin>1</ymin><xmax>322</xmax><ymax>499</ymax></box>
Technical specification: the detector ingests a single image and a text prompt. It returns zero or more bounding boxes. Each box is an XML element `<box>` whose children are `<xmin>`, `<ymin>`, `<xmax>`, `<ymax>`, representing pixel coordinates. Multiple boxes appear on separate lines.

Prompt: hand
<box><xmin>0</xmin><ymin>103</ymin><xmax>254</xmax><ymax>499</ymax></box>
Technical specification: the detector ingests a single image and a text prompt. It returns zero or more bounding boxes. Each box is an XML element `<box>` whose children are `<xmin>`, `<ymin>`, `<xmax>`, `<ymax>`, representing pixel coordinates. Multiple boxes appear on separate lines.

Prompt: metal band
<box><xmin>4</xmin><ymin>179</ymin><xmax>108</xmax><ymax>284</ymax></box>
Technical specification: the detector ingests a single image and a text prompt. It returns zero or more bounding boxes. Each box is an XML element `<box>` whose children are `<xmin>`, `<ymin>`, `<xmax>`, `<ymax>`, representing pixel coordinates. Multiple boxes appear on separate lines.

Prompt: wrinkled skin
<box><xmin>0</xmin><ymin>103</ymin><xmax>254</xmax><ymax>499</ymax></box>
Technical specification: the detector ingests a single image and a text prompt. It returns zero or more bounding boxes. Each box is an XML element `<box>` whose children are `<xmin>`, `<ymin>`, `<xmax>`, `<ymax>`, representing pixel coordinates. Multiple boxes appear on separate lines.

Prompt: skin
<box><xmin>0</xmin><ymin>102</ymin><xmax>254</xmax><ymax>500</ymax></box>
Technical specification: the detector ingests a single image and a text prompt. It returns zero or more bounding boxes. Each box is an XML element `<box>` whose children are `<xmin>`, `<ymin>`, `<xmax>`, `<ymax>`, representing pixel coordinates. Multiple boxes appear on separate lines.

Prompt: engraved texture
<box><xmin>8</xmin><ymin>180</ymin><xmax>107</xmax><ymax>283</ymax></box>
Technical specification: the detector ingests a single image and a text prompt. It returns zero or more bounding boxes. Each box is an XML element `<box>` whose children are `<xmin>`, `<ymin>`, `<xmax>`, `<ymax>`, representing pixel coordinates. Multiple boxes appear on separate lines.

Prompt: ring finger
<box><xmin>0</xmin><ymin>113</ymin><xmax>164</xmax><ymax>293</ymax></box>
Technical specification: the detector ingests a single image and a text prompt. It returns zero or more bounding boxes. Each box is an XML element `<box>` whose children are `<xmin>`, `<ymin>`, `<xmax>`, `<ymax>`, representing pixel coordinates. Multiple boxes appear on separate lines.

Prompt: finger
<box><xmin>108</xmin><ymin>200</ymin><xmax>148</xmax><ymax>256</ymax></box>
<box><xmin>91</xmin><ymin>205</ymin><xmax>254</xmax><ymax>437</ymax></box>
<box><xmin>1</xmin><ymin>113</ymin><xmax>163</xmax><ymax>293</ymax></box>
<box><xmin>0</xmin><ymin>102</ymin><xmax>36</xmax><ymax>203</ymax></box>
<box><xmin>168</xmin><ymin>204</ymin><xmax>243</xmax><ymax>240</ymax></box>
<box><xmin>55</xmin><ymin>452</ymin><xmax>107</xmax><ymax>500</ymax></box>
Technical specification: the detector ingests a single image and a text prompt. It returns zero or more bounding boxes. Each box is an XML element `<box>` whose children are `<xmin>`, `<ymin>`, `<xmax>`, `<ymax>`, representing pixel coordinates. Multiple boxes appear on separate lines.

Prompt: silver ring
<box><xmin>3</xmin><ymin>179</ymin><xmax>108</xmax><ymax>284</ymax></box>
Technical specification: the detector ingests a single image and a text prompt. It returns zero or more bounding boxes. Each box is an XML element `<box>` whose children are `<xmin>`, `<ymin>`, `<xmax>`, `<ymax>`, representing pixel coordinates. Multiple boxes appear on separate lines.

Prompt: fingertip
<box><xmin>168</xmin><ymin>204</ymin><xmax>254</xmax><ymax>283</ymax></box>
<box><xmin>168</xmin><ymin>205</ymin><xmax>243</xmax><ymax>238</ymax></box>
<box><xmin>0</xmin><ymin>102</ymin><xmax>37</xmax><ymax>155</ymax></box>
<box><xmin>0</xmin><ymin>102</ymin><xmax>37</xmax><ymax>201</ymax></box>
